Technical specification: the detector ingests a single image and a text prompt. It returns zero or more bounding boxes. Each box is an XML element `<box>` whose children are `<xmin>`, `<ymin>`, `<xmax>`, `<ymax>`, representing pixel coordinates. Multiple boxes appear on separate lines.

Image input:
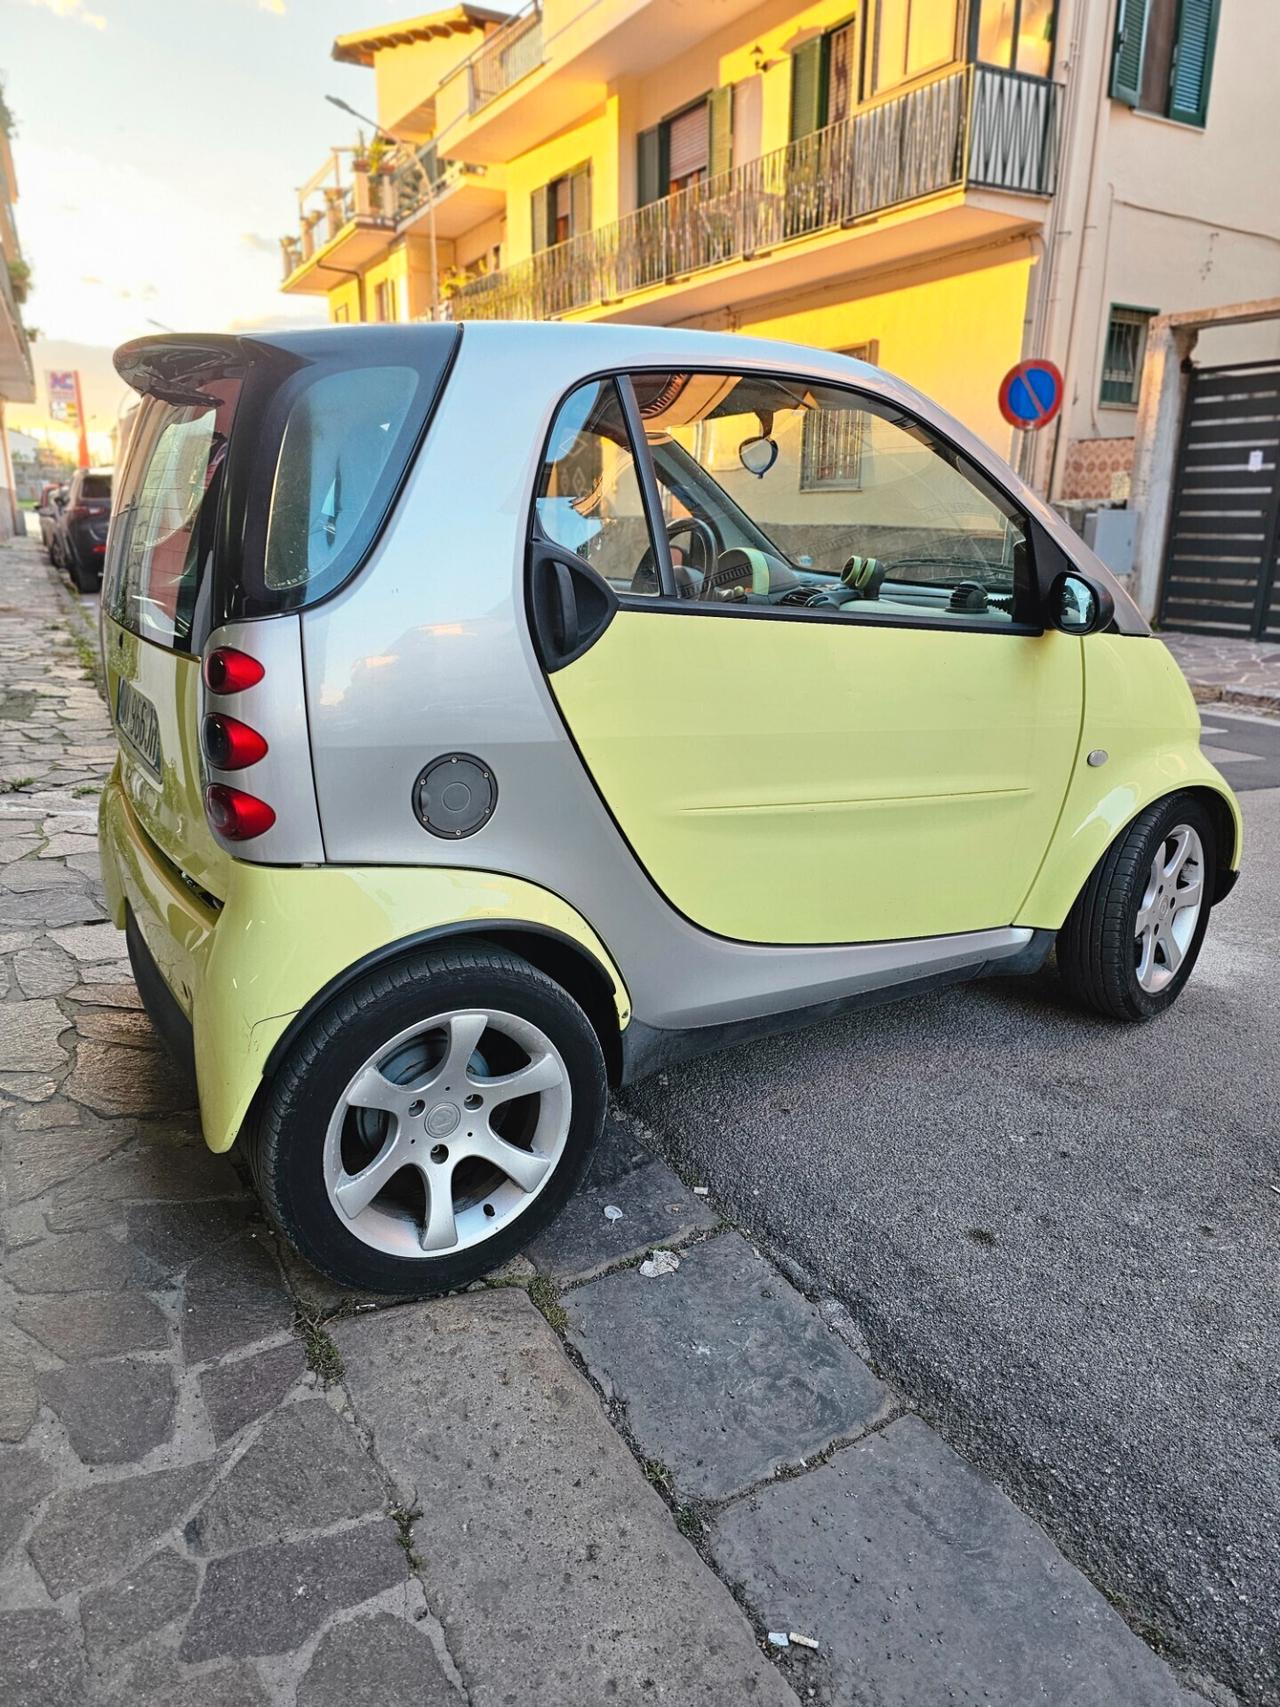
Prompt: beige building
<box><xmin>0</xmin><ymin>93</ymin><xmax>37</xmax><ymax>540</ymax></box>
<box><xmin>280</xmin><ymin>1</ymin><xmax>1280</xmax><ymax>611</ymax></box>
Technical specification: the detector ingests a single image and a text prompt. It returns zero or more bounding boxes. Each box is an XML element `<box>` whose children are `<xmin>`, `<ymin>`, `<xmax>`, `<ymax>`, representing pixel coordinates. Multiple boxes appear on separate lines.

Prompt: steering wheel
<box><xmin>632</xmin><ymin>516</ymin><xmax>721</xmax><ymax>596</ymax></box>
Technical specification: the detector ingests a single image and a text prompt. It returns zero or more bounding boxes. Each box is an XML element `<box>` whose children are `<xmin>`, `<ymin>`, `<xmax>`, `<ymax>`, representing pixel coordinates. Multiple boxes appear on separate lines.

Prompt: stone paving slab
<box><xmin>710</xmin><ymin>1416</ymin><xmax>1197</xmax><ymax>1707</ymax></box>
<box><xmin>332</xmin><ymin>1289</ymin><xmax>799</xmax><ymax>1707</ymax></box>
<box><xmin>524</xmin><ymin>1154</ymin><xmax>719</xmax><ymax>1282</ymax></box>
<box><xmin>564</xmin><ymin>1229</ymin><xmax>894</xmax><ymax>1500</ymax></box>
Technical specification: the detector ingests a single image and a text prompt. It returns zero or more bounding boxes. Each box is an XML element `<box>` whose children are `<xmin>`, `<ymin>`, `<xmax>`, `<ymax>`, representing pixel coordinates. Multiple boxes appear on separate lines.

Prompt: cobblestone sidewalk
<box><xmin>1161</xmin><ymin>631</ymin><xmax>1280</xmax><ymax>714</ymax></box>
<box><xmin>0</xmin><ymin>532</ymin><xmax>1214</xmax><ymax>1705</ymax></box>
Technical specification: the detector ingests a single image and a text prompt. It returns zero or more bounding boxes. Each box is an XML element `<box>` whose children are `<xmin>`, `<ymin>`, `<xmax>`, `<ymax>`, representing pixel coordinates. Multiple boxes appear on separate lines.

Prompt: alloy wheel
<box><xmin>323</xmin><ymin>1007</ymin><xmax>571</xmax><ymax>1260</ymax></box>
<box><xmin>1134</xmin><ymin>824</ymin><xmax>1205</xmax><ymax>994</ymax></box>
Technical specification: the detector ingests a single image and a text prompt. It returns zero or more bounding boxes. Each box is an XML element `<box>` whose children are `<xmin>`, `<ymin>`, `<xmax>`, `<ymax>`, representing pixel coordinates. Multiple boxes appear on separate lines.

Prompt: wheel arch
<box><xmin>260</xmin><ymin>921</ymin><xmax>625</xmax><ymax>1091</ymax></box>
<box><xmin>1018</xmin><ymin>771</ymin><xmax>1243</xmax><ymax>932</ymax></box>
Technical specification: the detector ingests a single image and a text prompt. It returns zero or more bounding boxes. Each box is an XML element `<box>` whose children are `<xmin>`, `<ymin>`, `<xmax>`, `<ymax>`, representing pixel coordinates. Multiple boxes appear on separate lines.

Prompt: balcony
<box><xmin>279</xmin><ymin>148</ymin><xmax>397</xmax><ymax>295</ymax></box>
<box><xmin>395</xmin><ymin>143</ymin><xmax>505</xmax><ymax>240</ymax></box>
<box><xmin>446</xmin><ymin>65</ymin><xmax>1060</xmax><ymax>324</ymax></box>
<box><xmin>436</xmin><ymin>3</ymin><xmax>543</xmax><ymax>138</ymax></box>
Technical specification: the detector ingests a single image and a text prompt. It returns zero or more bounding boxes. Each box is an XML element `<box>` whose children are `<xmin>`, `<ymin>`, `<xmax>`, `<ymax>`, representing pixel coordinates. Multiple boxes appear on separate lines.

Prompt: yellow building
<box><xmin>281</xmin><ymin>0</ymin><xmax>1270</xmax><ymax>508</ymax></box>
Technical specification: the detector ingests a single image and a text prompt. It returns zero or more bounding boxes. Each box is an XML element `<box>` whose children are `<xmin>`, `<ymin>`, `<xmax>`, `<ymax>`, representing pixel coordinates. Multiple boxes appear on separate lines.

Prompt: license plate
<box><xmin>116</xmin><ymin>677</ymin><xmax>162</xmax><ymax>778</ymax></box>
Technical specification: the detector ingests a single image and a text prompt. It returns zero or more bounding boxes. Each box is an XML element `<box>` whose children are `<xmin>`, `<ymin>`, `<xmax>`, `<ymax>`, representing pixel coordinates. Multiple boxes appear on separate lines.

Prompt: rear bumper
<box><xmin>99</xmin><ymin>769</ymin><xmax>630</xmax><ymax>1154</ymax></box>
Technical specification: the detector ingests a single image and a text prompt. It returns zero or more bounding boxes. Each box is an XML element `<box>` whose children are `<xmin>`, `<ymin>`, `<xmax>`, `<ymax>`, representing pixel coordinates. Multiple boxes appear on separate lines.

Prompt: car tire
<box><xmin>67</xmin><ymin>546</ymin><xmax>97</xmax><ymax>594</ymax></box>
<box><xmin>1057</xmin><ymin>793</ymin><xmax>1217</xmax><ymax>1021</ymax></box>
<box><xmin>247</xmin><ymin>943</ymin><xmax>608</xmax><ymax>1295</ymax></box>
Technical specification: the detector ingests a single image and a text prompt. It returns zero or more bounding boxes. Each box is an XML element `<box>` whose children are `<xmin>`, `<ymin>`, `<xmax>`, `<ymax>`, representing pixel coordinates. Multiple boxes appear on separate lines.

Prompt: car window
<box><xmin>103</xmin><ymin>383</ymin><xmax>238</xmax><ymax>653</ymax></box>
<box><xmin>81</xmin><ymin>474</ymin><xmax>112</xmax><ymax>501</ymax></box>
<box><xmin>625</xmin><ymin>371</ymin><xmax>1033</xmax><ymax>628</ymax></box>
<box><xmin>535</xmin><ymin>378</ymin><xmax>656</xmax><ymax>592</ymax></box>
<box><xmin>263</xmin><ymin>364</ymin><xmax>420</xmax><ymax>601</ymax></box>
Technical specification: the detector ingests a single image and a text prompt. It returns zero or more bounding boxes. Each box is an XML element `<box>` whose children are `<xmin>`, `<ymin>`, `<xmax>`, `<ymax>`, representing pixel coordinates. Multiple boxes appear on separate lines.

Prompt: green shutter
<box><xmin>637</xmin><ymin>125</ymin><xmax>661</xmax><ymax>206</ymax></box>
<box><xmin>530</xmin><ymin>183</ymin><xmax>549</xmax><ymax>253</ymax></box>
<box><xmin>1110</xmin><ymin>0</ymin><xmax>1148</xmax><ymax>105</ymax></box>
<box><xmin>708</xmin><ymin>84</ymin><xmax>734</xmax><ymax>178</ymax></box>
<box><xmin>570</xmin><ymin>165</ymin><xmax>592</xmax><ymax>238</ymax></box>
<box><xmin>1168</xmin><ymin>0</ymin><xmax>1219</xmax><ymax>124</ymax></box>
<box><xmin>790</xmin><ymin>36</ymin><xmax>824</xmax><ymax>140</ymax></box>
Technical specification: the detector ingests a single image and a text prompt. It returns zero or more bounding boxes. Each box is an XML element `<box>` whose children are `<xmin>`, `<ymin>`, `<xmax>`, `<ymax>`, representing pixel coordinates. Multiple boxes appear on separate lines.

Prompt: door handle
<box><xmin>528</xmin><ymin>541</ymin><xmax>619</xmax><ymax>670</ymax></box>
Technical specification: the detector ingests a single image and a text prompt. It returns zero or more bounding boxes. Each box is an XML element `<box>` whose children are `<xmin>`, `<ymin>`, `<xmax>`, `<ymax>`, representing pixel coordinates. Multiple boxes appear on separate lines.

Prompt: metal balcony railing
<box><xmin>446</xmin><ymin>65</ymin><xmax>1060</xmax><ymax>322</ymax></box>
<box><xmin>465</xmin><ymin>5</ymin><xmax>543</xmax><ymax>114</ymax></box>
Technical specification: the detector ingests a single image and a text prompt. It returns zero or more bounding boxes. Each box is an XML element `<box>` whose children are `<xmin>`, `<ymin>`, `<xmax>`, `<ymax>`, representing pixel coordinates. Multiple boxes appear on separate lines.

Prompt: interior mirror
<box><xmin>1051</xmin><ymin>571</ymin><xmax>1113</xmax><ymax>637</ymax></box>
<box><xmin>738</xmin><ymin>435</ymin><xmax>778</xmax><ymax>479</ymax></box>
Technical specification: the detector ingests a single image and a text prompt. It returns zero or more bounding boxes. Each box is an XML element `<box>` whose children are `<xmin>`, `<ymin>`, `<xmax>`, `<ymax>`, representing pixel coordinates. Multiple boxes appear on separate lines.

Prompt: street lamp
<box><xmin>324</xmin><ymin>93</ymin><xmax>440</xmax><ymax>320</ymax></box>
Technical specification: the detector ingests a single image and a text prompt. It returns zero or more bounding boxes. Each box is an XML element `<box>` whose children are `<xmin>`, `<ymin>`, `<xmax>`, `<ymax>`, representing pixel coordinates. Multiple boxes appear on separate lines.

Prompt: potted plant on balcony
<box><xmin>7</xmin><ymin>258</ymin><xmax>32</xmax><ymax>306</ymax></box>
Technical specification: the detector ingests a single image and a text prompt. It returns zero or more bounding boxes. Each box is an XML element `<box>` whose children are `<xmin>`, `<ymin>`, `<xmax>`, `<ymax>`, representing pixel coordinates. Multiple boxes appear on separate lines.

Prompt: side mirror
<box><xmin>739</xmin><ymin>435</ymin><xmax>778</xmax><ymax>478</ymax></box>
<box><xmin>1049</xmin><ymin>571</ymin><xmax>1114</xmax><ymax>637</ymax></box>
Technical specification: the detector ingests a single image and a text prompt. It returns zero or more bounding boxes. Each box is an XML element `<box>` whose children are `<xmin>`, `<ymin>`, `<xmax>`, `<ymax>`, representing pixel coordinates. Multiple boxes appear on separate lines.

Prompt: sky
<box><xmin>2</xmin><ymin>0</ymin><xmax>477</xmax><ymax>455</ymax></box>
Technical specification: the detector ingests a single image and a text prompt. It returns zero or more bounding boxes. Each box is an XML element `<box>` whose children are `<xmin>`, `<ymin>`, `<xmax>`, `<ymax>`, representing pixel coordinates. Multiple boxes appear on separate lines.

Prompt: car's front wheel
<box><xmin>247</xmin><ymin>944</ymin><xmax>607</xmax><ymax>1294</ymax></box>
<box><xmin>1057</xmin><ymin>793</ymin><xmax>1216</xmax><ymax>1021</ymax></box>
<box><xmin>66</xmin><ymin>545</ymin><xmax>98</xmax><ymax>594</ymax></box>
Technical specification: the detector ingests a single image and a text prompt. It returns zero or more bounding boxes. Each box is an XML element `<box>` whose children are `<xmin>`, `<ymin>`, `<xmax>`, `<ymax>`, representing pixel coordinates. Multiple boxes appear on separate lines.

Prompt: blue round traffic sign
<box><xmin>998</xmin><ymin>359</ymin><xmax>1064</xmax><ymax>430</ymax></box>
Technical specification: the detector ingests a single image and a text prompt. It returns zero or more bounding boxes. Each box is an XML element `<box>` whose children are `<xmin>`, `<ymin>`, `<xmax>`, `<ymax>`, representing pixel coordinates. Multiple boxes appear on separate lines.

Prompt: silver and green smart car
<box><xmin>98</xmin><ymin>323</ymin><xmax>1241</xmax><ymax>1293</ymax></box>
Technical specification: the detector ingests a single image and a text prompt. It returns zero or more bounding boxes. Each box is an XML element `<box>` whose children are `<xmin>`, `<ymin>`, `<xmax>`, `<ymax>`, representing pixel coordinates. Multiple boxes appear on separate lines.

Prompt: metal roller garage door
<box><xmin>1159</xmin><ymin>361</ymin><xmax>1280</xmax><ymax>640</ymax></box>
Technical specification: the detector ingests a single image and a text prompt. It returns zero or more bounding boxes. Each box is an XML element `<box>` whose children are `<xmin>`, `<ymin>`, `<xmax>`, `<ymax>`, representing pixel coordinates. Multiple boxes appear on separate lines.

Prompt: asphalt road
<box><xmin>623</xmin><ymin>720</ymin><xmax>1280</xmax><ymax>1707</ymax></box>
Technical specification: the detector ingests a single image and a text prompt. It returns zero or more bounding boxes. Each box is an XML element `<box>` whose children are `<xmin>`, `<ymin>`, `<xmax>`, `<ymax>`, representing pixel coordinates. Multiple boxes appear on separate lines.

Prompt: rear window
<box><xmin>104</xmin><ymin>382</ymin><xmax>238</xmax><ymax>653</ymax></box>
<box><xmin>107</xmin><ymin>326</ymin><xmax>459</xmax><ymax>645</ymax></box>
<box><xmin>261</xmin><ymin>364</ymin><xmax>421</xmax><ymax>605</ymax></box>
<box><xmin>81</xmin><ymin>474</ymin><xmax>112</xmax><ymax>501</ymax></box>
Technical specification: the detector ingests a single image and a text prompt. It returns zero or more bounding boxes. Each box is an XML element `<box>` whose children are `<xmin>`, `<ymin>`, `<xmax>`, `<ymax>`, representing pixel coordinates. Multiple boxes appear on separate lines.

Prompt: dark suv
<box><xmin>53</xmin><ymin>467</ymin><xmax>113</xmax><ymax>592</ymax></box>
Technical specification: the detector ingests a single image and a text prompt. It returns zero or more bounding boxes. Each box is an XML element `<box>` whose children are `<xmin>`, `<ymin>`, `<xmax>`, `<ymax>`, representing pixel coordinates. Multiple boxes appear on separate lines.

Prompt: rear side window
<box><xmin>263</xmin><ymin>365</ymin><xmax>420</xmax><ymax>603</ymax></box>
<box><xmin>81</xmin><ymin>473</ymin><xmax>112</xmax><ymax>501</ymax></box>
<box><xmin>104</xmin><ymin>382</ymin><xmax>238</xmax><ymax>653</ymax></box>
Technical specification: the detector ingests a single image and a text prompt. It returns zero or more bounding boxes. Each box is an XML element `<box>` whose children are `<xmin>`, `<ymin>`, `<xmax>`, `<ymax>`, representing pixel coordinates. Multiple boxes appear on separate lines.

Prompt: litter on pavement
<box><xmin>639</xmin><ymin>1249</ymin><xmax>680</xmax><ymax>1277</ymax></box>
<box><xmin>603</xmin><ymin>1204</ymin><xmax>624</xmax><ymax>1221</ymax></box>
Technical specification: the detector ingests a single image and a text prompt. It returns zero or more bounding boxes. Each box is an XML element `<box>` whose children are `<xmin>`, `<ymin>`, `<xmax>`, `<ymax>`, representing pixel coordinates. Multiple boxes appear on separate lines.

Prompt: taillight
<box><xmin>204</xmin><ymin>647</ymin><xmax>265</xmax><ymax>693</ymax></box>
<box><xmin>203</xmin><ymin>714</ymin><xmax>268</xmax><ymax>770</ymax></box>
<box><xmin>205</xmin><ymin>785</ymin><xmax>276</xmax><ymax>841</ymax></box>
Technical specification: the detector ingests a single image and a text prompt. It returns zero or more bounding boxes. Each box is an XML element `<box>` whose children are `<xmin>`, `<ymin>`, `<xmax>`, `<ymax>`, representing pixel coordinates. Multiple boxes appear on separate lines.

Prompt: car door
<box><xmin>530</xmin><ymin>367</ymin><xmax>1083</xmax><ymax>947</ymax></box>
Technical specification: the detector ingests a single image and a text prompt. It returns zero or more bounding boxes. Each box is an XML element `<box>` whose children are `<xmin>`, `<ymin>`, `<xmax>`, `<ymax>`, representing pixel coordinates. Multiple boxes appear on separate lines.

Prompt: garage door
<box><xmin>1159</xmin><ymin>361</ymin><xmax>1280</xmax><ymax>640</ymax></box>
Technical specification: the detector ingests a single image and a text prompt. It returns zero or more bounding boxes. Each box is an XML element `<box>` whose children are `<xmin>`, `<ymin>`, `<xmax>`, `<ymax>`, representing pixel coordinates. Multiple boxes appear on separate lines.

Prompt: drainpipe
<box><xmin>324</xmin><ymin>263</ymin><xmax>367</xmax><ymax>323</ymax></box>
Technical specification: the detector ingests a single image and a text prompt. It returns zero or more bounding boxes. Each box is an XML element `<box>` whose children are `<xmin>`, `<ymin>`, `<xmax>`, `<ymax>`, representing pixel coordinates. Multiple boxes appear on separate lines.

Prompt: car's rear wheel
<box><xmin>247</xmin><ymin>944</ymin><xmax>607</xmax><ymax>1294</ymax></box>
<box><xmin>66</xmin><ymin>545</ymin><xmax>98</xmax><ymax>594</ymax></box>
<box><xmin>1057</xmin><ymin>793</ymin><xmax>1216</xmax><ymax>1021</ymax></box>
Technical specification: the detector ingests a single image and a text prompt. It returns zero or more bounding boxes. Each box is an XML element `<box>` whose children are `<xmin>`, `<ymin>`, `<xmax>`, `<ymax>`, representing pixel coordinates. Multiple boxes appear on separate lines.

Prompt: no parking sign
<box><xmin>998</xmin><ymin>359</ymin><xmax>1064</xmax><ymax>430</ymax></box>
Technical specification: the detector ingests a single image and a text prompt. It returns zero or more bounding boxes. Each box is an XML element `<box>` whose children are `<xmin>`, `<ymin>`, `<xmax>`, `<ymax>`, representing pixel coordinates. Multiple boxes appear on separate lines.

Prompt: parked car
<box><xmin>52</xmin><ymin>466</ymin><xmax>113</xmax><ymax>592</ymax></box>
<box><xmin>36</xmin><ymin>480</ymin><xmax>69</xmax><ymax>554</ymax></box>
<box><xmin>98</xmin><ymin>325</ymin><xmax>1242</xmax><ymax>1295</ymax></box>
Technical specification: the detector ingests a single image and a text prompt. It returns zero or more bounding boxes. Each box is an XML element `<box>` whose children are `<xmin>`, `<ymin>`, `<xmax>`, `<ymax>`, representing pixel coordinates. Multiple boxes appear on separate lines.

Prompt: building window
<box><xmin>332</xmin><ymin>303</ymin><xmax>350</xmax><ymax>324</ymax></box>
<box><xmin>1110</xmin><ymin>0</ymin><xmax>1219</xmax><ymax>126</ymax></box>
<box><xmin>373</xmin><ymin>279</ymin><xmax>397</xmax><ymax>323</ymax></box>
<box><xmin>637</xmin><ymin>90</ymin><xmax>733</xmax><ymax>208</ymax></box>
<box><xmin>531</xmin><ymin>164</ymin><xmax>590</xmax><ymax>252</ymax></box>
<box><xmin>973</xmin><ymin>0</ymin><xmax>1057</xmax><ymax>79</ymax></box>
<box><xmin>874</xmin><ymin>0</ymin><xmax>961</xmax><ymax>95</ymax></box>
<box><xmin>1100</xmin><ymin>306</ymin><xmax>1156</xmax><ymax>406</ymax></box>
<box><xmin>800</xmin><ymin>343</ymin><xmax>878</xmax><ymax>489</ymax></box>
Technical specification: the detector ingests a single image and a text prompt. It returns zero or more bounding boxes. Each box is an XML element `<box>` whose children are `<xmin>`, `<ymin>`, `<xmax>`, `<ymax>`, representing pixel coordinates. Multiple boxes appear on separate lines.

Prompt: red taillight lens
<box><xmin>204</xmin><ymin>647</ymin><xmax>265</xmax><ymax>694</ymax></box>
<box><xmin>203</xmin><ymin>714</ymin><xmax>268</xmax><ymax>770</ymax></box>
<box><xmin>205</xmin><ymin>784</ymin><xmax>276</xmax><ymax>841</ymax></box>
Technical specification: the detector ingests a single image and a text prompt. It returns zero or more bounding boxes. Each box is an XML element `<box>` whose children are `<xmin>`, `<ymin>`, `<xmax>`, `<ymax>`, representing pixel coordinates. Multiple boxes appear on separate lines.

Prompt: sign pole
<box><xmin>72</xmin><ymin>370</ymin><xmax>89</xmax><ymax>469</ymax></box>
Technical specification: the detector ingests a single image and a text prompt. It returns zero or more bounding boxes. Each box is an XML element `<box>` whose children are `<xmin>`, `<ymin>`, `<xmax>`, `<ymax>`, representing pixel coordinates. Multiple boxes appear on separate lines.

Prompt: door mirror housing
<box><xmin>1049</xmin><ymin>571</ymin><xmax>1114</xmax><ymax>637</ymax></box>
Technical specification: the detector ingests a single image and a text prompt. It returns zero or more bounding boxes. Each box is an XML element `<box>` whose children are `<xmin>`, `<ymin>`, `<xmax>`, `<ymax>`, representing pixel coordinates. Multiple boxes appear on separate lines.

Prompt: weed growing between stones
<box><xmin>293</xmin><ymin>1302</ymin><xmax>346</xmax><ymax>1386</ymax></box>
<box><xmin>527</xmin><ymin>1275</ymin><xmax>568</xmax><ymax>1335</ymax></box>
<box><xmin>0</xmin><ymin>776</ymin><xmax>34</xmax><ymax>792</ymax></box>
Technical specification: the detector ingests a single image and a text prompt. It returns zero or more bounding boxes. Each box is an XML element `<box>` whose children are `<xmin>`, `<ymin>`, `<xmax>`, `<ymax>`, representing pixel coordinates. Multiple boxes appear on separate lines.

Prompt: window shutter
<box><xmin>637</xmin><ymin>125</ymin><xmax>661</xmax><ymax>206</ymax></box>
<box><xmin>667</xmin><ymin>102</ymin><xmax>710</xmax><ymax>181</ymax></box>
<box><xmin>570</xmin><ymin>165</ymin><xmax>592</xmax><ymax>238</ymax></box>
<box><xmin>708</xmin><ymin>85</ymin><xmax>734</xmax><ymax>178</ymax></box>
<box><xmin>1110</xmin><ymin>0</ymin><xmax>1148</xmax><ymax>106</ymax></box>
<box><xmin>790</xmin><ymin>36</ymin><xmax>825</xmax><ymax>139</ymax></box>
<box><xmin>1168</xmin><ymin>0</ymin><xmax>1219</xmax><ymax>124</ymax></box>
<box><xmin>530</xmin><ymin>183</ymin><xmax>549</xmax><ymax>253</ymax></box>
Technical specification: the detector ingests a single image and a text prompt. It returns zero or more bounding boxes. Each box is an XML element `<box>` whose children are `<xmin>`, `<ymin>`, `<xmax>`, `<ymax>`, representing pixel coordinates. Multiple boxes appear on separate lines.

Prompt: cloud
<box><xmin>258</xmin><ymin>0</ymin><xmax>286</xmax><ymax>13</ymax></box>
<box><xmin>20</xmin><ymin>0</ymin><xmax>107</xmax><ymax>29</ymax></box>
<box><xmin>240</xmin><ymin>232</ymin><xmax>277</xmax><ymax>255</ymax></box>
